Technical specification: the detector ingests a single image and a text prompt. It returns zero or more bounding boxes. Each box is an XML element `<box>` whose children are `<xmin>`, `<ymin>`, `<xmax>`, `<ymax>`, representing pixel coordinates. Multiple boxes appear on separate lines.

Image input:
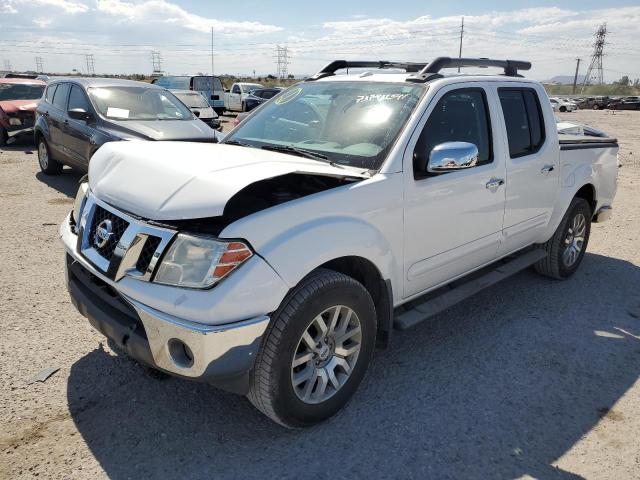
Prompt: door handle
<box><xmin>486</xmin><ymin>178</ymin><xmax>505</xmax><ymax>190</ymax></box>
<box><xmin>541</xmin><ymin>164</ymin><xmax>555</xmax><ymax>174</ymax></box>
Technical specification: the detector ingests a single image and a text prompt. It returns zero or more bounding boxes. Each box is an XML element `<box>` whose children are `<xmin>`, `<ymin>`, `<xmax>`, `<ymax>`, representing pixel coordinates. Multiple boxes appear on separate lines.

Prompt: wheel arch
<box><xmin>318</xmin><ymin>256</ymin><xmax>393</xmax><ymax>349</ymax></box>
<box><xmin>574</xmin><ymin>183</ymin><xmax>597</xmax><ymax>216</ymax></box>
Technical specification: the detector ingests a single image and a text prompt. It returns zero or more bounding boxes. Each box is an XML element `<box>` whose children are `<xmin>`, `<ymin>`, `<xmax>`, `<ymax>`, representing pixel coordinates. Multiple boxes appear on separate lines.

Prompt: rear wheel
<box><xmin>37</xmin><ymin>137</ymin><xmax>62</xmax><ymax>175</ymax></box>
<box><xmin>248</xmin><ymin>269</ymin><xmax>376</xmax><ymax>428</ymax></box>
<box><xmin>535</xmin><ymin>197</ymin><xmax>591</xmax><ymax>279</ymax></box>
<box><xmin>559</xmin><ymin>106</ymin><xmax>567</xmax><ymax>112</ymax></box>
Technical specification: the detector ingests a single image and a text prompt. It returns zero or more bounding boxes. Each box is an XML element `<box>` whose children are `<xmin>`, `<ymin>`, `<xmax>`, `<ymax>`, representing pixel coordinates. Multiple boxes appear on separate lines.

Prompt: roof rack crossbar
<box><xmin>306</xmin><ymin>60</ymin><xmax>428</xmax><ymax>81</ymax></box>
<box><xmin>407</xmin><ymin>56</ymin><xmax>531</xmax><ymax>82</ymax></box>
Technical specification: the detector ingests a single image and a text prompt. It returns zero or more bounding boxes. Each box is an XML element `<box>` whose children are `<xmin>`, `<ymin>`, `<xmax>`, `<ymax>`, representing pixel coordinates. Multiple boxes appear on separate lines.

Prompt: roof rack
<box><xmin>305</xmin><ymin>60</ymin><xmax>428</xmax><ymax>81</ymax></box>
<box><xmin>305</xmin><ymin>56</ymin><xmax>531</xmax><ymax>83</ymax></box>
<box><xmin>406</xmin><ymin>57</ymin><xmax>531</xmax><ymax>82</ymax></box>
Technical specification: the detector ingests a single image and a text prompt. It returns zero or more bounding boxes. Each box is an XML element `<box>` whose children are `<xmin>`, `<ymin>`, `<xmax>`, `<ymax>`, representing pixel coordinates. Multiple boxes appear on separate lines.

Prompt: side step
<box><xmin>394</xmin><ymin>249</ymin><xmax>547</xmax><ymax>331</ymax></box>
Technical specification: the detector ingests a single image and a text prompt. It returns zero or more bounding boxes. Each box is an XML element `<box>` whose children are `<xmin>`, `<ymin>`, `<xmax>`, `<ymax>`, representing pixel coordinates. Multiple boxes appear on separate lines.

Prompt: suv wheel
<box><xmin>248</xmin><ymin>269</ymin><xmax>376</xmax><ymax>428</ymax></box>
<box><xmin>37</xmin><ymin>137</ymin><xmax>62</xmax><ymax>175</ymax></box>
<box><xmin>535</xmin><ymin>197</ymin><xmax>591</xmax><ymax>279</ymax></box>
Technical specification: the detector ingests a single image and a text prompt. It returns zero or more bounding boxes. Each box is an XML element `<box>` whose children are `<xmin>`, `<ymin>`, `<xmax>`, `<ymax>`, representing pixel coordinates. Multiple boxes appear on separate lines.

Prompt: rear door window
<box><xmin>45</xmin><ymin>84</ymin><xmax>57</xmax><ymax>103</ymax></box>
<box><xmin>52</xmin><ymin>83</ymin><xmax>70</xmax><ymax>111</ymax></box>
<box><xmin>498</xmin><ymin>88</ymin><xmax>546</xmax><ymax>158</ymax></box>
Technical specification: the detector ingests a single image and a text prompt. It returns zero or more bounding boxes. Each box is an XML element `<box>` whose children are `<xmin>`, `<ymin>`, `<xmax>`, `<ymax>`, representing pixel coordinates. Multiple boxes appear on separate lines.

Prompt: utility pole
<box><xmin>582</xmin><ymin>23</ymin><xmax>607</xmax><ymax>92</ymax></box>
<box><xmin>3</xmin><ymin>59</ymin><xmax>12</xmax><ymax>72</ymax></box>
<box><xmin>35</xmin><ymin>56</ymin><xmax>43</xmax><ymax>73</ymax></box>
<box><xmin>572</xmin><ymin>58</ymin><xmax>581</xmax><ymax>94</ymax></box>
<box><xmin>211</xmin><ymin>27</ymin><xmax>219</xmax><ymax>77</ymax></box>
<box><xmin>274</xmin><ymin>45</ymin><xmax>290</xmax><ymax>80</ymax></box>
<box><xmin>85</xmin><ymin>54</ymin><xmax>95</xmax><ymax>76</ymax></box>
<box><xmin>457</xmin><ymin>17</ymin><xmax>464</xmax><ymax>73</ymax></box>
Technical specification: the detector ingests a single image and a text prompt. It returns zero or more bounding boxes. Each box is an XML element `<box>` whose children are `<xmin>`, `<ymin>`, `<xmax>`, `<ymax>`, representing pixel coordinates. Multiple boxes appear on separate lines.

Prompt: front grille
<box><xmin>88</xmin><ymin>205</ymin><xmax>129</xmax><ymax>260</ymax></box>
<box><xmin>136</xmin><ymin>236</ymin><xmax>161</xmax><ymax>274</ymax></box>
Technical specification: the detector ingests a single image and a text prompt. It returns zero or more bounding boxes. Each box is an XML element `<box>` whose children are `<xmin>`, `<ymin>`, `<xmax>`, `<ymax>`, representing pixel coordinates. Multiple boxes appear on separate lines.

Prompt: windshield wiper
<box><xmin>260</xmin><ymin>144</ymin><xmax>346</xmax><ymax>169</ymax></box>
<box><xmin>223</xmin><ymin>139</ymin><xmax>253</xmax><ymax>148</ymax></box>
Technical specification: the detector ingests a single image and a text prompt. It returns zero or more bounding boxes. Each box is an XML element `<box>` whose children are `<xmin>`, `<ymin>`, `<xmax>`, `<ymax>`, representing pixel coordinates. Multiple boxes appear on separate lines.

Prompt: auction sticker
<box><xmin>275</xmin><ymin>87</ymin><xmax>303</xmax><ymax>105</ymax></box>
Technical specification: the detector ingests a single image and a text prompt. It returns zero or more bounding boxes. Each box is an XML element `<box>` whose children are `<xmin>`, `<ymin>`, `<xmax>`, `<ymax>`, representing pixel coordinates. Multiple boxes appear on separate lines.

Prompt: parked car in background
<box><xmin>153</xmin><ymin>75</ymin><xmax>225</xmax><ymax>115</ymax></box>
<box><xmin>549</xmin><ymin>97</ymin><xmax>577</xmax><ymax>112</ymax></box>
<box><xmin>171</xmin><ymin>89</ymin><xmax>221</xmax><ymax>130</ymax></box>
<box><xmin>608</xmin><ymin>96</ymin><xmax>640</xmax><ymax>110</ymax></box>
<box><xmin>224</xmin><ymin>82</ymin><xmax>263</xmax><ymax>112</ymax></box>
<box><xmin>0</xmin><ymin>77</ymin><xmax>45</xmax><ymax>146</ymax></box>
<box><xmin>35</xmin><ymin>78</ymin><xmax>221</xmax><ymax>175</ymax></box>
<box><xmin>577</xmin><ymin>96</ymin><xmax>611</xmax><ymax>110</ymax></box>
<box><xmin>244</xmin><ymin>87</ymin><xmax>283</xmax><ymax>112</ymax></box>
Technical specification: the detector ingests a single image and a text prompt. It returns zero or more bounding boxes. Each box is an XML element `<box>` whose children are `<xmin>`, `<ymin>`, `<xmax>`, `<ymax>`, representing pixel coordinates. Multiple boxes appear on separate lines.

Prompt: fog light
<box><xmin>167</xmin><ymin>338</ymin><xmax>194</xmax><ymax>368</ymax></box>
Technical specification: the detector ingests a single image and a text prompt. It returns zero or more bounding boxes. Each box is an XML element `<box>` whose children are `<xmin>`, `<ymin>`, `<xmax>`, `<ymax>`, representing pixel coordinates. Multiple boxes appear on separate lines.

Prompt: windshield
<box><xmin>0</xmin><ymin>83</ymin><xmax>45</xmax><ymax>101</ymax></box>
<box><xmin>88</xmin><ymin>86</ymin><xmax>193</xmax><ymax>121</ymax></box>
<box><xmin>174</xmin><ymin>92</ymin><xmax>209</xmax><ymax>108</ymax></box>
<box><xmin>224</xmin><ymin>81</ymin><xmax>424</xmax><ymax>170</ymax></box>
<box><xmin>241</xmin><ymin>83</ymin><xmax>263</xmax><ymax>92</ymax></box>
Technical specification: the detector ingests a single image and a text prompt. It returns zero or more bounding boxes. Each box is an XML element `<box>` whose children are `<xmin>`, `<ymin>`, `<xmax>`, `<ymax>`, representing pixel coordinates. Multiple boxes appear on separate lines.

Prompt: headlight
<box><xmin>72</xmin><ymin>181</ymin><xmax>89</xmax><ymax>226</ymax></box>
<box><xmin>154</xmin><ymin>234</ymin><xmax>253</xmax><ymax>289</ymax></box>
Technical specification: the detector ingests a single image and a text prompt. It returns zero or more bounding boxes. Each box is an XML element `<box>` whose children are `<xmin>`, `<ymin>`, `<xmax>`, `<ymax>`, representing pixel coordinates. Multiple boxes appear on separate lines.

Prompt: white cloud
<box><xmin>7</xmin><ymin>0</ymin><xmax>89</xmax><ymax>14</ymax></box>
<box><xmin>95</xmin><ymin>0</ymin><xmax>282</xmax><ymax>35</ymax></box>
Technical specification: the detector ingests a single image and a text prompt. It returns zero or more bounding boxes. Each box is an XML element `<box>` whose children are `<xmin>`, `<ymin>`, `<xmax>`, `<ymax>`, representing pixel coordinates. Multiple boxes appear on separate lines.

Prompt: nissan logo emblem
<box><xmin>94</xmin><ymin>219</ymin><xmax>113</xmax><ymax>249</ymax></box>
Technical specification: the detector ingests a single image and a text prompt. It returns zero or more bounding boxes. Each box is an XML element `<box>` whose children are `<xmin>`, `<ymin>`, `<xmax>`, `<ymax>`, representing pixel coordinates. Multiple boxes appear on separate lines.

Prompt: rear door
<box><xmin>496</xmin><ymin>85</ymin><xmax>559</xmax><ymax>255</ymax></box>
<box><xmin>403</xmin><ymin>84</ymin><xmax>507</xmax><ymax>297</ymax></box>
<box><xmin>48</xmin><ymin>82</ymin><xmax>71</xmax><ymax>160</ymax></box>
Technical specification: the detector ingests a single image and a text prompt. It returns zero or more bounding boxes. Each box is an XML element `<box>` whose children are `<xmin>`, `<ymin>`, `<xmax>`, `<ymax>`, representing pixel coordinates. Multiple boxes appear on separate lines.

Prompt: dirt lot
<box><xmin>1</xmin><ymin>110</ymin><xmax>639</xmax><ymax>479</ymax></box>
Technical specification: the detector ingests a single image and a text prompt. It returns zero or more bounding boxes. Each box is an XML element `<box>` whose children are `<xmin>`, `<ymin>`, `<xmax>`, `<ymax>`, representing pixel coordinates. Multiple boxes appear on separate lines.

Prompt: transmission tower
<box><xmin>151</xmin><ymin>50</ymin><xmax>163</xmax><ymax>76</ymax></box>
<box><xmin>3</xmin><ymin>59</ymin><xmax>12</xmax><ymax>71</ymax></box>
<box><xmin>85</xmin><ymin>54</ymin><xmax>95</xmax><ymax>76</ymax></box>
<box><xmin>35</xmin><ymin>56</ymin><xmax>43</xmax><ymax>73</ymax></box>
<box><xmin>582</xmin><ymin>24</ymin><xmax>606</xmax><ymax>89</ymax></box>
<box><xmin>274</xmin><ymin>45</ymin><xmax>289</xmax><ymax>79</ymax></box>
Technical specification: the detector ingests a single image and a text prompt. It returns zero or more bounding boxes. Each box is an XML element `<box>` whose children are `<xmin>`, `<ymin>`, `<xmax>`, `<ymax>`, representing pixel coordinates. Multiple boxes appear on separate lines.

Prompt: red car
<box><xmin>0</xmin><ymin>78</ymin><xmax>46</xmax><ymax>146</ymax></box>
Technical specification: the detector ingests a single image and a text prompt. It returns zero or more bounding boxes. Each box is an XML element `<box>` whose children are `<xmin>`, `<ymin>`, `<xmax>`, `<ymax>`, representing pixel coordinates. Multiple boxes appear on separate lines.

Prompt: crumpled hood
<box><xmin>0</xmin><ymin>100</ymin><xmax>38</xmax><ymax>113</ymax></box>
<box><xmin>89</xmin><ymin>141</ymin><xmax>367</xmax><ymax>221</ymax></box>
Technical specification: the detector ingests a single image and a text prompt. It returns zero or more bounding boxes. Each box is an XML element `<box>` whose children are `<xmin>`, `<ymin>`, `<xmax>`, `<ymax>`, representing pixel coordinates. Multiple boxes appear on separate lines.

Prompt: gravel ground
<box><xmin>1</xmin><ymin>110</ymin><xmax>639</xmax><ymax>479</ymax></box>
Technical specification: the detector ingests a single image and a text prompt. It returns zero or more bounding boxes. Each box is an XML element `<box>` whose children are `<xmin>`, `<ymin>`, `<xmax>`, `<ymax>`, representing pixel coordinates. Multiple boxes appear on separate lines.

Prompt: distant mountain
<box><xmin>545</xmin><ymin>75</ymin><xmax>586</xmax><ymax>85</ymax></box>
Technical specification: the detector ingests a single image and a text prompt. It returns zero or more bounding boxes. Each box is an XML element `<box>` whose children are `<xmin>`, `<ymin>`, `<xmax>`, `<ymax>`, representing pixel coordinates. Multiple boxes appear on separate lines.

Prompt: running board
<box><xmin>394</xmin><ymin>249</ymin><xmax>547</xmax><ymax>331</ymax></box>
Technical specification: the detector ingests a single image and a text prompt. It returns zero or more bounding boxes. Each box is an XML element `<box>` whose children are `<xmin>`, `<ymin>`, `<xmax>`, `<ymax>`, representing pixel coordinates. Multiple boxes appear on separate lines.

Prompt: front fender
<box><xmin>254</xmin><ymin>215</ymin><xmax>397</xmax><ymax>289</ymax></box>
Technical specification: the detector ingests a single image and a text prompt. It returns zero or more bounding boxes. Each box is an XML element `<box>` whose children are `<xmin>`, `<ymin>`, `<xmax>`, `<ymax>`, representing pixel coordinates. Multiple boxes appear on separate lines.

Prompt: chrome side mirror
<box><xmin>427</xmin><ymin>141</ymin><xmax>479</xmax><ymax>173</ymax></box>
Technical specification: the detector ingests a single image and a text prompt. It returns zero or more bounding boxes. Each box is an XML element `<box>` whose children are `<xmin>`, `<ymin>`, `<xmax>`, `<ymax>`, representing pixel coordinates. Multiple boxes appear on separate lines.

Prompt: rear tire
<box><xmin>535</xmin><ymin>197</ymin><xmax>591</xmax><ymax>280</ymax></box>
<box><xmin>248</xmin><ymin>269</ymin><xmax>376</xmax><ymax>428</ymax></box>
<box><xmin>37</xmin><ymin>137</ymin><xmax>62</xmax><ymax>175</ymax></box>
<box><xmin>559</xmin><ymin>106</ymin><xmax>567</xmax><ymax>112</ymax></box>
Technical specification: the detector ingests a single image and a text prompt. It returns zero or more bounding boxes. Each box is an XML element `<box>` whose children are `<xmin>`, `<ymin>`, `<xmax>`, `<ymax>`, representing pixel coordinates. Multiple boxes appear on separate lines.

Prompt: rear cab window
<box><xmin>498</xmin><ymin>88</ymin><xmax>546</xmax><ymax>158</ymax></box>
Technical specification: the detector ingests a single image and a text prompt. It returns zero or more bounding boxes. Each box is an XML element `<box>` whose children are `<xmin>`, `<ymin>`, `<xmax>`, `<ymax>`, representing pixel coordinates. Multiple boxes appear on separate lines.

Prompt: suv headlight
<box><xmin>154</xmin><ymin>234</ymin><xmax>253</xmax><ymax>289</ymax></box>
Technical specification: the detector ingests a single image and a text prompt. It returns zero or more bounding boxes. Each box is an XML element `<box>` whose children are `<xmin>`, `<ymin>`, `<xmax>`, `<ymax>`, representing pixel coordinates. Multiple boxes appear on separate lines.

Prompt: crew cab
<box><xmin>60</xmin><ymin>57</ymin><xmax>618</xmax><ymax>428</ymax></box>
<box><xmin>223</xmin><ymin>82</ymin><xmax>263</xmax><ymax>112</ymax></box>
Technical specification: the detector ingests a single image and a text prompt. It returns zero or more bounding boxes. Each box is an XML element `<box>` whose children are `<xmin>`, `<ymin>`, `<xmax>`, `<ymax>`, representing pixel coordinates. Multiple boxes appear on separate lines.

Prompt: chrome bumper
<box><xmin>125</xmin><ymin>296</ymin><xmax>269</xmax><ymax>378</ymax></box>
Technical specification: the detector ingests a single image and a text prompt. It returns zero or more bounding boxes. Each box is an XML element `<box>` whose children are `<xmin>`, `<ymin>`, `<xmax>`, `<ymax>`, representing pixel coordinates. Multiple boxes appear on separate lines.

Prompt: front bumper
<box><xmin>65</xmin><ymin>253</ymin><xmax>269</xmax><ymax>394</ymax></box>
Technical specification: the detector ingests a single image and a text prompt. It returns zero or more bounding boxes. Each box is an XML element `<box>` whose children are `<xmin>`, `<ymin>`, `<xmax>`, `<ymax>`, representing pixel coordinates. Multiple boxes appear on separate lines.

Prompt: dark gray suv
<box><xmin>34</xmin><ymin>78</ymin><xmax>222</xmax><ymax>175</ymax></box>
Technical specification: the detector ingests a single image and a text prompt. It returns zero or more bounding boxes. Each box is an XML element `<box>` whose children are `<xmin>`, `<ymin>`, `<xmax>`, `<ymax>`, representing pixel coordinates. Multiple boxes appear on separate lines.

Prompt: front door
<box><xmin>403</xmin><ymin>85</ymin><xmax>507</xmax><ymax>298</ymax></box>
<box><xmin>64</xmin><ymin>85</ymin><xmax>96</xmax><ymax>169</ymax></box>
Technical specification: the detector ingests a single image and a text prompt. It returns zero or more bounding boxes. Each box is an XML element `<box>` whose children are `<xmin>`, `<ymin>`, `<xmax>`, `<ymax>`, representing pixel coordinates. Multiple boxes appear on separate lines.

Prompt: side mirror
<box><xmin>427</xmin><ymin>142</ymin><xmax>479</xmax><ymax>173</ymax></box>
<box><xmin>68</xmin><ymin>108</ymin><xmax>91</xmax><ymax>121</ymax></box>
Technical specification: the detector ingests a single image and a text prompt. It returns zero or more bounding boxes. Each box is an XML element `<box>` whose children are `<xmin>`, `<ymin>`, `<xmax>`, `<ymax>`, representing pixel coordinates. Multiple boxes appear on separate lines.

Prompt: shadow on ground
<box><xmin>67</xmin><ymin>252</ymin><xmax>640</xmax><ymax>479</ymax></box>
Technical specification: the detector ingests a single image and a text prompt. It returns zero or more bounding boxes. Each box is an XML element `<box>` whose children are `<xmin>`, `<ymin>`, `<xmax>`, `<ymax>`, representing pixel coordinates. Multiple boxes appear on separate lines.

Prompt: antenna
<box><xmin>582</xmin><ymin>24</ymin><xmax>606</xmax><ymax>91</ymax></box>
<box><xmin>85</xmin><ymin>54</ymin><xmax>95</xmax><ymax>76</ymax></box>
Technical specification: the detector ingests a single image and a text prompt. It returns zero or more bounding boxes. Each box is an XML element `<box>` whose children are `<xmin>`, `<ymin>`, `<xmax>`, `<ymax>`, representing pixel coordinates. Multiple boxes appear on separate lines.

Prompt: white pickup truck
<box><xmin>60</xmin><ymin>57</ymin><xmax>618</xmax><ymax>428</ymax></box>
<box><xmin>223</xmin><ymin>82</ymin><xmax>263</xmax><ymax>112</ymax></box>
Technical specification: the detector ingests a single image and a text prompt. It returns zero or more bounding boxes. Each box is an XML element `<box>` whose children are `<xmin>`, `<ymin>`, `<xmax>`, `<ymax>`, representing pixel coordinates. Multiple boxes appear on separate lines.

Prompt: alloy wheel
<box><xmin>563</xmin><ymin>212</ymin><xmax>586</xmax><ymax>267</ymax></box>
<box><xmin>38</xmin><ymin>141</ymin><xmax>48</xmax><ymax>170</ymax></box>
<box><xmin>291</xmin><ymin>305</ymin><xmax>362</xmax><ymax>404</ymax></box>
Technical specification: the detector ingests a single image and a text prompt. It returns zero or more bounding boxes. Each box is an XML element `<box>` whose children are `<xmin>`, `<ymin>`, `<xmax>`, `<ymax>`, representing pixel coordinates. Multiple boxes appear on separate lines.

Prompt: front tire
<box><xmin>248</xmin><ymin>269</ymin><xmax>376</xmax><ymax>428</ymax></box>
<box><xmin>535</xmin><ymin>197</ymin><xmax>591</xmax><ymax>279</ymax></box>
<box><xmin>37</xmin><ymin>137</ymin><xmax>62</xmax><ymax>175</ymax></box>
<box><xmin>559</xmin><ymin>106</ymin><xmax>567</xmax><ymax>112</ymax></box>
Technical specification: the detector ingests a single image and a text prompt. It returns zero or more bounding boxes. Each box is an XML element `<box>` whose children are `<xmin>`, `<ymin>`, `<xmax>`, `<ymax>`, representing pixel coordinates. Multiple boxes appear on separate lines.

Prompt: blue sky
<box><xmin>1</xmin><ymin>0</ymin><xmax>639</xmax><ymax>81</ymax></box>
